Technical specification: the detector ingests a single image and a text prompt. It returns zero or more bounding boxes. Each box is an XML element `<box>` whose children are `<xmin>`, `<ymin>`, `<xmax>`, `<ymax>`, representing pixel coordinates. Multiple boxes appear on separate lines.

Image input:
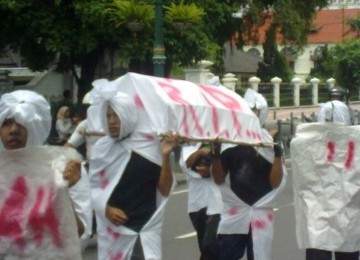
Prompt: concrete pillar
<box><xmin>271</xmin><ymin>77</ymin><xmax>282</xmax><ymax>108</ymax></box>
<box><xmin>222</xmin><ymin>73</ymin><xmax>238</xmax><ymax>92</ymax></box>
<box><xmin>249</xmin><ymin>76</ymin><xmax>260</xmax><ymax>92</ymax></box>
<box><xmin>292</xmin><ymin>77</ymin><xmax>302</xmax><ymax>107</ymax></box>
<box><xmin>310</xmin><ymin>77</ymin><xmax>320</xmax><ymax>105</ymax></box>
<box><xmin>327</xmin><ymin>78</ymin><xmax>336</xmax><ymax>89</ymax></box>
<box><xmin>184</xmin><ymin>60</ymin><xmax>213</xmax><ymax>84</ymax></box>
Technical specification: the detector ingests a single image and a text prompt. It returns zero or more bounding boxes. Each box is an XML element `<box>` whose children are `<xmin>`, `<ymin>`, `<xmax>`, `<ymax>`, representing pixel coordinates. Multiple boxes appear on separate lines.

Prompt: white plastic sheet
<box><xmin>0</xmin><ymin>146</ymin><xmax>81</xmax><ymax>259</ymax></box>
<box><xmin>291</xmin><ymin>123</ymin><xmax>360</xmax><ymax>251</ymax></box>
<box><xmin>89</xmin><ymin>72</ymin><xmax>262</xmax><ymax>144</ymax></box>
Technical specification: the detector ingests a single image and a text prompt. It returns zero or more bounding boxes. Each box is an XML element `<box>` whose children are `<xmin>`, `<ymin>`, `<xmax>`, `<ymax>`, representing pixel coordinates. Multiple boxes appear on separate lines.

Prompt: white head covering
<box><xmin>207</xmin><ymin>76</ymin><xmax>221</xmax><ymax>87</ymax></box>
<box><xmin>0</xmin><ymin>90</ymin><xmax>51</xmax><ymax>147</ymax></box>
<box><xmin>90</xmin><ymin>79</ymin><xmax>138</xmax><ymax>140</ymax></box>
<box><xmin>244</xmin><ymin>88</ymin><xmax>268</xmax><ymax>126</ymax></box>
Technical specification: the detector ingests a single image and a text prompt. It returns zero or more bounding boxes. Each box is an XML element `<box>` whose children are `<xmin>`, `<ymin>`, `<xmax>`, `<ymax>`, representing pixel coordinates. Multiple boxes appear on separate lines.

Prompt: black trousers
<box><xmin>306</xmin><ymin>248</ymin><xmax>359</xmax><ymax>260</ymax></box>
<box><xmin>131</xmin><ymin>236</ymin><xmax>145</xmax><ymax>260</ymax></box>
<box><xmin>216</xmin><ymin>229</ymin><xmax>254</xmax><ymax>260</ymax></box>
<box><xmin>189</xmin><ymin>208</ymin><xmax>220</xmax><ymax>260</ymax></box>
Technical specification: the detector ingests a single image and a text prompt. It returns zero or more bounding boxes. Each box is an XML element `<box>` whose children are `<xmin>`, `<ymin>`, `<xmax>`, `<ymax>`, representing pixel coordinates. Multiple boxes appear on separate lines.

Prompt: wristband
<box><xmin>211</xmin><ymin>142</ymin><xmax>221</xmax><ymax>158</ymax></box>
<box><xmin>274</xmin><ymin>143</ymin><xmax>283</xmax><ymax>157</ymax></box>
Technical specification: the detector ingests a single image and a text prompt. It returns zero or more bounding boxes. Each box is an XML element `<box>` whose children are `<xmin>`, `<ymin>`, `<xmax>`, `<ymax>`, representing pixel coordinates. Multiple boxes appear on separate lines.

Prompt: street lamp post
<box><xmin>153</xmin><ymin>0</ymin><xmax>166</xmax><ymax>77</ymax></box>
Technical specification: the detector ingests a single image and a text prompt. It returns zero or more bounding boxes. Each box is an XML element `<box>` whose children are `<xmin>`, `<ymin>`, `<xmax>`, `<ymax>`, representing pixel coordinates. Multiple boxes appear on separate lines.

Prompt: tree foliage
<box><xmin>309</xmin><ymin>16</ymin><xmax>360</xmax><ymax>97</ymax></box>
<box><xmin>0</xmin><ymin>0</ymin><xmax>329</xmax><ymax>102</ymax></box>
<box><xmin>329</xmin><ymin>39</ymin><xmax>360</xmax><ymax>98</ymax></box>
<box><xmin>257</xmin><ymin>26</ymin><xmax>292</xmax><ymax>82</ymax></box>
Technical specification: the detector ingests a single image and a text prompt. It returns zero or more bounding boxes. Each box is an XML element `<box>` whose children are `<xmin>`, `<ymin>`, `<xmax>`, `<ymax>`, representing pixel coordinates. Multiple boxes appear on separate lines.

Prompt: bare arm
<box><xmin>72</xmin><ymin>203</ymin><xmax>85</xmax><ymax>236</ymax></box>
<box><xmin>63</xmin><ymin>160</ymin><xmax>84</xmax><ymax>236</ymax></box>
<box><xmin>269</xmin><ymin>130</ymin><xmax>284</xmax><ymax>188</ymax></box>
<box><xmin>64</xmin><ymin>142</ymin><xmax>75</xmax><ymax>148</ymax></box>
<box><xmin>185</xmin><ymin>147</ymin><xmax>210</xmax><ymax>168</ymax></box>
<box><xmin>158</xmin><ymin>133</ymin><xmax>179</xmax><ymax>196</ymax></box>
<box><xmin>269</xmin><ymin>157</ymin><xmax>283</xmax><ymax>188</ymax></box>
<box><xmin>186</xmin><ymin>147</ymin><xmax>211</xmax><ymax>178</ymax></box>
<box><xmin>210</xmin><ymin>142</ymin><xmax>226</xmax><ymax>184</ymax></box>
<box><xmin>211</xmin><ymin>157</ymin><xmax>226</xmax><ymax>184</ymax></box>
<box><xmin>105</xmin><ymin>205</ymin><xmax>128</xmax><ymax>226</ymax></box>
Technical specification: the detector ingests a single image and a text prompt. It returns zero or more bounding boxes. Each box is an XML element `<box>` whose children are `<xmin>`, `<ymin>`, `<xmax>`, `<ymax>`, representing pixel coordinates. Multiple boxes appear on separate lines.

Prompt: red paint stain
<box><xmin>252</xmin><ymin>219</ymin><xmax>267</xmax><ymax>230</ymax></box>
<box><xmin>327</xmin><ymin>141</ymin><xmax>335</xmax><ymax>162</ymax></box>
<box><xmin>107</xmin><ymin>227</ymin><xmax>121</xmax><ymax>240</ymax></box>
<box><xmin>224</xmin><ymin>130</ymin><xmax>230</xmax><ymax>138</ymax></box>
<box><xmin>133</xmin><ymin>95</ymin><xmax>144</xmax><ymax>109</ymax></box>
<box><xmin>99</xmin><ymin>169</ymin><xmax>109</xmax><ymax>189</ymax></box>
<box><xmin>344</xmin><ymin>140</ymin><xmax>355</xmax><ymax>170</ymax></box>
<box><xmin>267</xmin><ymin>213</ymin><xmax>273</xmax><ymax>222</ymax></box>
<box><xmin>0</xmin><ymin>176</ymin><xmax>64</xmax><ymax>250</ymax></box>
<box><xmin>142</xmin><ymin>133</ymin><xmax>155</xmax><ymax>141</ymax></box>
<box><xmin>181</xmin><ymin>106</ymin><xmax>190</xmax><ymax>136</ymax></box>
<box><xmin>0</xmin><ymin>176</ymin><xmax>28</xmax><ymax>240</ymax></box>
<box><xmin>188</xmin><ymin>105</ymin><xmax>204</xmax><ymax>136</ymax></box>
<box><xmin>231</xmin><ymin>112</ymin><xmax>242</xmax><ymax>136</ymax></box>
<box><xmin>28</xmin><ymin>186</ymin><xmax>62</xmax><ymax>247</ymax></box>
<box><xmin>228</xmin><ymin>207</ymin><xmax>238</xmax><ymax>216</ymax></box>
<box><xmin>212</xmin><ymin>107</ymin><xmax>219</xmax><ymax>134</ymax></box>
<box><xmin>157</xmin><ymin>80</ymin><xmax>188</xmax><ymax>104</ymax></box>
<box><xmin>109</xmin><ymin>251</ymin><xmax>123</xmax><ymax>260</ymax></box>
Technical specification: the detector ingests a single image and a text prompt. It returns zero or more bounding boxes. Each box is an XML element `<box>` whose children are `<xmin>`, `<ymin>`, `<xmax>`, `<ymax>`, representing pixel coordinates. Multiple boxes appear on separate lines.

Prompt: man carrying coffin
<box><xmin>211</xmin><ymin>88</ymin><xmax>287</xmax><ymax>260</ymax></box>
<box><xmin>88</xmin><ymin>85</ymin><xmax>179</xmax><ymax>260</ymax></box>
<box><xmin>0</xmin><ymin>90</ymin><xmax>87</xmax><ymax>259</ymax></box>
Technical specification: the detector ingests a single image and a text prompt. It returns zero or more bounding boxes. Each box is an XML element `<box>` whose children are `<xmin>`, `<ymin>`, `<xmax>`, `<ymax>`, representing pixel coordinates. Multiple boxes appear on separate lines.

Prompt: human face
<box><xmin>107</xmin><ymin>106</ymin><xmax>121</xmax><ymax>138</ymax></box>
<box><xmin>252</xmin><ymin>107</ymin><xmax>260</xmax><ymax>118</ymax></box>
<box><xmin>0</xmin><ymin>118</ymin><xmax>28</xmax><ymax>149</ymax></box>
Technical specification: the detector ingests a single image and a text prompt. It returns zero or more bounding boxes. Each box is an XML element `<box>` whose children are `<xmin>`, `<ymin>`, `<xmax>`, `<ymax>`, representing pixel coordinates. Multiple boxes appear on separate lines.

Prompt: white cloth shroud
<box><xmin>216</xmin><ymin>128</ymin><xmax>287</xmax><ymax>260</ymax></box>
<box><xmin>89</xmin><ymin>135</ymin><xmax>174</xmax><ymax>260</ymax></box>
<box><xmin>0</xmin><ymin>146</ymin><xmax>82</xmax><ymax>260</ymax></box>
<box><xmin>291</xmin><ymin>122</ymin><xmax>360</xmax><ymax>251</ymax></box>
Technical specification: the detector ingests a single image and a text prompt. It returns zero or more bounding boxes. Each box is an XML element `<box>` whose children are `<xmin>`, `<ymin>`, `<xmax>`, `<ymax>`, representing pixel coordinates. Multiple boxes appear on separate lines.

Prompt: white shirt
<box><xmin>318</xmin><ymin>100</ymin><xmax>351</xmax><ymax>125</ymax></box>
<box><xmin>179</xmin><ymin>144</ymin><xmax>223</xmax><ymax>215</ymax></box>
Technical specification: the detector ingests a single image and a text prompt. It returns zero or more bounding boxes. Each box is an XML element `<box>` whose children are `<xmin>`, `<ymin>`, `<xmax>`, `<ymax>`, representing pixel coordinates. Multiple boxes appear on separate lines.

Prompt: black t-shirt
<box><xmin>220</xmin><ymin>145</ymin><xmax>273</xmax><ymax>205</ymax></box>
<box><xmin>107</xmin><ymin>152</ymin><xmax>161</xmax><ymax>232</ymax></box>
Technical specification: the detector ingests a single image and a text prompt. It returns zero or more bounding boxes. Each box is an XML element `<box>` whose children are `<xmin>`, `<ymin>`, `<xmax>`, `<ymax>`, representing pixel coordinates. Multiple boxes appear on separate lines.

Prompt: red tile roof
<box><xmin>309</xmin><ymin>8</ymin><xmax>359</xmax><ymax>43</ymax></box>
<box><xmin>238</xmin><ymin>8</ymin><xmax>359</xmax><ymax>45</ymax></box>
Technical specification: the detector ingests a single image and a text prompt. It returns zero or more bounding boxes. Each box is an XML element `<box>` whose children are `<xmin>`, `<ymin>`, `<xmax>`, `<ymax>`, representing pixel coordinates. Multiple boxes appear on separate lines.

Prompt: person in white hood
<box><xmin>0</xmin><ymin>90</ymin><xmax>86</xmax><ymax>258</ymax></box>
<box><xmin>211</xmin><ymin>88</ymin><xmax>286</xmax><ymax>260</ymax></box>
<box><xmin>88</xmin><ymin>85</ymin><xmax>178</xmax><ymax>260</ymax></box>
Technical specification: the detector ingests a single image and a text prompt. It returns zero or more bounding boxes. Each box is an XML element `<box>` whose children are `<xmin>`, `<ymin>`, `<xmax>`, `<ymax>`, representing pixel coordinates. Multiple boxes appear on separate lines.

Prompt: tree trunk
<box><xmin>77</xmin><ymin>47</ymin><xmax>104</xmax><ymax>104</ymax></box>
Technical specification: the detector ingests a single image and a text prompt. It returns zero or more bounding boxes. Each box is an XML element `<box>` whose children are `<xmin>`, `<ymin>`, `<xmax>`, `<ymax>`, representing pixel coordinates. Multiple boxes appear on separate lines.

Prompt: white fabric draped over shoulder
<box><xmin>179</xmin><ymin>144</ymin><xmax>223</xmax><ymax>215</ymax></box>
<box><xmin>244</xmin><ymin>88</ymin><xmax>268</xmax><ymax>127</ymax></box>
<box><xmin>0</xmin><ymin>90</ymin><xmax>51</xmax><ymax>147</ymax></box>
<box><xmin>216</xmin><ymin>129</ymin><xmax>287</xmax><ymax>260</ymax></box>
<box><xmin>89</xmin><ymin>82</ymin><xmax>174</xmax><ymax>260</ymax></box>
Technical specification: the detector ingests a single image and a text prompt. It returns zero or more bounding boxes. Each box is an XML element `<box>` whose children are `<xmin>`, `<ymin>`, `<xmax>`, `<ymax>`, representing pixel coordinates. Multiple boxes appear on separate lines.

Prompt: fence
<box><xmin>235</xmin><ymin>76</ymin><xmax>359</xmax><ymax>108</ymax></box>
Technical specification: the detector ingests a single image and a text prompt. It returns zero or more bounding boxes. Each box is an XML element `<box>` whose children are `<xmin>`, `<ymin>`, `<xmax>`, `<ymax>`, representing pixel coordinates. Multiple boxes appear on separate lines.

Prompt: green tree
<box><xmin>329</xmin><ymin>39</ymin><xmax>360</xmax><ymax>98</ymax></box>
<box><xmin>257</xmin><ymin>26</ymin><xmax>292</xmax><ymax>82</ymax></box>
<box><xmin>0</xmin><ymin>0</ymin><xmax>329</xmax><ymax>102</ymax></box>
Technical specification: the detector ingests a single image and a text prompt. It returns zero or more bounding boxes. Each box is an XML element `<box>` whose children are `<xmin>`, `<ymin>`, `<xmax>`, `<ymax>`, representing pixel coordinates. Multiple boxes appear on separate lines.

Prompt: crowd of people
<box><xmin>0</xmin><ymin>79</ymin><xmax>358</xmax><ymax>260</ymax></box>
